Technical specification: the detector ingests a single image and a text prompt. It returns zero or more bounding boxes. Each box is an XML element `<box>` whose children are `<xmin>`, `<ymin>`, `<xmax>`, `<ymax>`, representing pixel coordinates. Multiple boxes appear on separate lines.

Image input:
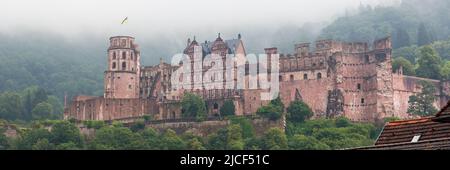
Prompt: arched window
<box><xmin>290</xmin><ymin>75</ymin><xmax>294</xmax><ymax>81</ymax></box>
<box><xmin>361</xmin><ymin>98</ymin><xmax>365</xmax><ymax>104</ymax></box>
<box><xmin>214</xmin><ymin>103</ymin><xmax>219</xmax><ymax>110</ymax></box>
<box><xmin>122</xmin><ymin>62</ymin><xmax>126</xmax><ymax>70</ymax></box>
<box><xmin>303</xmin><ymin>74</ymin><xmax>308</xmax><ymax>80</ymax></box>
<box><xmin>112</xmin><ymin>62</ymin><xmax>116</xmax><ymax>69</ymax></box>
<box><xmin>357</xmin><ymin>83</ymin><xmax>361</xmax><ymax>90</ymax></box>
<box><xmin>317</xmin><ymin>73</ymin><xmax>322</xmax><ymax>79</ymax></box>
<box><xmin>122</xmin><ymin>51</ymin><xmax>126</xmax><ymax>59</ymax></box>
<box><xmin>112</xmin><ymin>52</ymin><xmax>116</xmax><ymax>59</ymax></box>
<box><xmin>279</xmin><ymin>75</ymin><xmax>283</xmax><ymax>81</ymax></box>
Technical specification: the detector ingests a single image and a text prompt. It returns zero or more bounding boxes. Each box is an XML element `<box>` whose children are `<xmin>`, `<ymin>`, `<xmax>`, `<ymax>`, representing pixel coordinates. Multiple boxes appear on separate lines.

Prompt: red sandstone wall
<box><xmin>65</xmin><ymin>97</ymin><xmax>157</xmax><ymax>121</ymax></box>
<box><xmin>392</xmin><ymin>74</ymin><xmax>442</xmax><ymax>118</ymax></box>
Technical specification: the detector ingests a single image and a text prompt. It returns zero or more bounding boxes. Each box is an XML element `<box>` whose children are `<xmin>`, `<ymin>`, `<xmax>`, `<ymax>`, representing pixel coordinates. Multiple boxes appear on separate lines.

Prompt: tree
<box><xmin>335</xmin><ymin>117</ymin><xmax>351</xmax><ymax>128</ymax></box>
<box><xmin>50</xmin><ymin>121</ymin><xmax>82</xmax><ymax>147</ymax></box>
<box><xmin>392</xmin><ymin>57</ymin><xmax>416</xmax><ymax>76</ymax></box>
<box><xmin>32</xmin><ymin>88</ymin><xmax>48</xmax><ymax>108</ymax></box>
<box><xmin>256</xmin><ymin>104</ymin><xmax>283</xmax><ymax>121</ymax></box>
<box><xmin>416</xmin><ymin>46</ymin><xmax>442</xmax><ymax>79</ymax></box>
<box><xmin>160</xmin><ymin>129</ymin><xmax>186</xmax><ymax>150</ymax></box>
<box><xmin>17</xmin><ymin>128</ymin><xmax>52</xmax><ymax>150</ymax></box>
<box><xmin>0</xmin><ymin>129</ymin><xmax>8</xmax><ymax>150</ymax></box>
<box><xmin>226</xmin><ymin>124</ymin><xmax>244</xmax><ymax>150</ymax></box>
<box><xmin>0</xmin><ymin>92</ymin><xmax>23</xmax><ymax>120</ymax></box>
<box><xmin>418</xmin><ymin>23</ymin><xmax>432</xmax><ymax>46</ymax></box>
<box><xmin>207</xmin><ymin>128</ymin><xmax>228</xmax><ymax>150</ymax></box>
<box><xmin>270</xmin><ymin>96</ymin><xmax>285</xmax><ymax>112</ymax></box>
<box><xmin>440</xmin><ymin>61</ymin><xmax>450</xmax><ymax>80</ymax></box>
<box><xmin>139</xmin><ymin>127</ymin><xmax>160</xmax><ymax>149</ymax></box>
<box><xmin>230</xmin><ymin>116</ymin><xmax>255</xmax><ymax>139</ymax></box>
<box><xmin>261</xmin><ymin>128</ymin><xmax>288</xmax><ymax>150</ymax></box>
<box><xmin>220</xmin><ymin>100</ymin><xmax>235</xmax><ymax>117</ymax></box>
<box><xmin>91</xmin><ymin>126</ymin><xmax>145</xmax><ymax>150</ymax></box>
<box><xmin>130</xmin><ymin>119</ymin><xmax>145</xmax><ymax>132</ymax></box>
<box><xmin>32</xmin><ymin>138</ymin><xmax>55</xmax><ymax>150</ymax></box>
<box><xmin>288</xmin><ymin>134</ymin><xmax>330</xmax><ymax>150</ymax></box>
<box><xmin>56</xmin><ymin>142</ymin><xmax>80</xmax><ymax>150</ymax></box>
<box><xmin>394</xmin><ymin>27</ymin><xmax>411</xmax><ymax>48</ymax></box>
<box><xmin>286</xmin><ymin>100</ymin><xmax>313</xmax><ymax>123</ymax></box>
<box><xmin>187</xmin><ymin>138</ymin><xmax>205</xmax><ymax>150</ymax></box>
<box><xmin>181</xmin><ymin>93</ymin><xmax>207</xmax><ymax>121</ymax></box>
<box><xmin>408</xmin><ymin>81</ymin><xmax>438</xmax><ymax>116</ymax></box>
<box><xmin>31</xmin><ymin>102</ymin><xmax>53</xmax><ymax>120</ymax></box>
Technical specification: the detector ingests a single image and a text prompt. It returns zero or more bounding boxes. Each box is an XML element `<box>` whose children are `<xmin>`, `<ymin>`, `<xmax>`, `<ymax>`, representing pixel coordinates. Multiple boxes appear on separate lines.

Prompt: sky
<box><xmin>0</xmin><ymin>0</ymin><xmax>399</xmax><ymax>64</ymax></box>
<box><xmin>0</xmin><ymin>0</ymin><xmax>397</xmax><ymax>37</ymax></box>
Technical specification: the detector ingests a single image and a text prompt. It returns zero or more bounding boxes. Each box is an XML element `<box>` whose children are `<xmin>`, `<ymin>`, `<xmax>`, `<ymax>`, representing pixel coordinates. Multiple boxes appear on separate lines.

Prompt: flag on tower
<box><xmin>121</xmin><ymin>17</ymin><xmax>128</xmax><ymax>24</ymax></box>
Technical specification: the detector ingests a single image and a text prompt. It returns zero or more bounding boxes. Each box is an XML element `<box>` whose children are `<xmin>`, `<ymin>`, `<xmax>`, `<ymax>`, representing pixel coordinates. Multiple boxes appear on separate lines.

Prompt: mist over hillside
<box><xmin>2</xmin><ymin>0</ymin><xmax>449</xmax><ymax>102</ymax></box>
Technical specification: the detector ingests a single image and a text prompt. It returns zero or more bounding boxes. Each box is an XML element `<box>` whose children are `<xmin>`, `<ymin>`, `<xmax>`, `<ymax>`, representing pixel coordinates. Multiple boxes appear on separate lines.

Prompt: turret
<box><xmin>104</xmin><ymin>36</ymin><xmax>141</xmax><ymax>99</ymax></box>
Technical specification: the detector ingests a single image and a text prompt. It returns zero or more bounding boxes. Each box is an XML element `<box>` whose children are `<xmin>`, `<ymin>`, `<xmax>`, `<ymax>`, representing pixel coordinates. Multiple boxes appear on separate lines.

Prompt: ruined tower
<box><xmin>104</xmin><ymin>36</ymin><xmax>141</xmax><ymax>99</ymax></box>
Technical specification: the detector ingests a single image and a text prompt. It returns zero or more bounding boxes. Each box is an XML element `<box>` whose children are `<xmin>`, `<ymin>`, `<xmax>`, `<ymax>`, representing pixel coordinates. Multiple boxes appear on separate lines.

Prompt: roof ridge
<box><xmin>386</xmin><ymin>116</ymin><xmax>433</xmax><ymax>126</ymax></box>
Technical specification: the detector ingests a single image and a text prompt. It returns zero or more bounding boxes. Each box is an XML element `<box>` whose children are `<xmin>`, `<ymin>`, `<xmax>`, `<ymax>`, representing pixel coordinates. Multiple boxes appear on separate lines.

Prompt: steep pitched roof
<box><xmin>200</xmin><ymin>39</ymin><xmax>242</xmax><ymax>56</ymax></box>
<box><xmin>355</xmin><ymin>101</ymin><xmax>450</xmax><ymax>150</ymax></box>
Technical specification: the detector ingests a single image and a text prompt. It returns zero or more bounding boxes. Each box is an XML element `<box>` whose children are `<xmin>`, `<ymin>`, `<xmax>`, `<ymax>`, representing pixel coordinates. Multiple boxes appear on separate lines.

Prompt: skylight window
<box><xmin>411</xmin><ymin>134</ymin><xmax>421</xmax><ymax>143</ymax></box>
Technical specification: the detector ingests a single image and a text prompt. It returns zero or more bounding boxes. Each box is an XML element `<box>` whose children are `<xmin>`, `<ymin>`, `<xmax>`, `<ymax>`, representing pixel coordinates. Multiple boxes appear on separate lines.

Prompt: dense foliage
<box><xmin>181</xmin><ymin>93</ymin><xmax>207</xmax><ymax>121</ymax></box>
<box><xmin>0</xmin><ymin>86</ymin><xmax>62</xmax><ymax>121</ymax></box>
<box><xmin>320</xmin><ymin>0</ymin><xmax>450</xmax><ymax>48</ymax></box>
<box><xmin>408</xmin><ymin>81</ymin><xmax>438</xmax><ymax>116</ymax></box>
<box><xmin>0</xmin><ymin>110</ymin><xmax>380</xmax><ymax>150</ymax></box>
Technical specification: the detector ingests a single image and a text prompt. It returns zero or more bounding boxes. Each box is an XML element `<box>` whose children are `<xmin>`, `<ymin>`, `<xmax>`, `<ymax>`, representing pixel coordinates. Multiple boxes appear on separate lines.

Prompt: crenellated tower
<box><xmin>104</xmin><ymin>36</ymin><xmax>141</xmax><ymax>99</ymax></box>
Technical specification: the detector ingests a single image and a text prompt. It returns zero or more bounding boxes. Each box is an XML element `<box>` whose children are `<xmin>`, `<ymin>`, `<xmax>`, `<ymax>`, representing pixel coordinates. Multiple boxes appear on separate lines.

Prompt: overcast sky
<box><xmin>1</xmin><ymin>0</ymin><xmax>397</xmax><ymax>38</ymax></box>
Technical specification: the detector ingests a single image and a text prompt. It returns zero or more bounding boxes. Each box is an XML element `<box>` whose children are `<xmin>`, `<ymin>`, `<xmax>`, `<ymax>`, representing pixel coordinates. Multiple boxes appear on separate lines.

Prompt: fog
<box><xmin>0</xmin><ymin>0</ymin><xmax>398</xmax><ymax>64</ymax></box>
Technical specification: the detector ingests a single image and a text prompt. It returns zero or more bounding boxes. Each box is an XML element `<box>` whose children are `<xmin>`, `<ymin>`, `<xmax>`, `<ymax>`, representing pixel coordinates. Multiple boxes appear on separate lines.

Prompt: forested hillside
<box><xmin>320</xmin><ymin>0</ymin><xmax>450</xmax><ymax>48</ymax></box>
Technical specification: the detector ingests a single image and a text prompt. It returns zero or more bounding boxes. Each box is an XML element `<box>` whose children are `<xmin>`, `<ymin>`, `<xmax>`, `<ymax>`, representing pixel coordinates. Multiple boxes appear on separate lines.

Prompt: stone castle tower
<box><xmin>104</xmin><ymin>36</ymin><xmax>141</xmax><ymax>99</ymax></box>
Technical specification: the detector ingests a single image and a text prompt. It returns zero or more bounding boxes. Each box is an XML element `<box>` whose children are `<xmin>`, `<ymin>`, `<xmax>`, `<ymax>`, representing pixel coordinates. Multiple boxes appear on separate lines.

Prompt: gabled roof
<box><xmin>200</xmin><ymin>39</ymin><xmax>242</xmax><ymax>56</ymax></box>
<box><xmin>354</xmin><ymin>101</ymin><xmax>450</xmax><ymax>150</ymax></box>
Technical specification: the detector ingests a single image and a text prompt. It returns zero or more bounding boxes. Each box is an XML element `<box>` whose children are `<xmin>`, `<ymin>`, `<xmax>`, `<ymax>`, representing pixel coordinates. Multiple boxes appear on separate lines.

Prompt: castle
<box><xmin>64</xmin><ymin>34</ymin><xmax>450</xmax><ymax>122</ymax></box>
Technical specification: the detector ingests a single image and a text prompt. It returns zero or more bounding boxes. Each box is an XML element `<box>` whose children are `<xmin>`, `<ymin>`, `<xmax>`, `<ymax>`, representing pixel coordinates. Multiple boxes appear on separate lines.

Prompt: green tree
<box><xmin>181</xmin><ymin>93</ymin><xmax>207</xmax><ymax>121</ymax></box>
<box><xmin>286</xmin><ymin>100</ymin><xmax>313</xmax><ymax>123</ymax></box>
<box><xmin>187</xmin><ymin>138</ymin><xmax>206</xmax><ymax>150</ymax></box>
<box><xmin>288</xmin><ymin>134</ymin><xmax>330</xmax><ymax>150</ymax></box>
<box><xmin>91</xmin><ymin>126</ymin><xmax>145</xmax><ymax>150</ymax></box>
<box><xmin>207</xmin><ymin>128</ymin><xmax>228</xmax><ymax>150</ymax></box>
<box><xmin>220</xmin><ymin>100</ymin><xmax>235</xmax><ymax>117</ymax></box>
<box><xmin>139</xmin><ymin>127</ymin><xmax>160</xmax><ymax>149</ymax></box>
<box><xmin>32</xmin><ymin>88</ymin><xmax>48</xmax><ymax>108</ymax></box>
<box><xmin>226</xmin><ymin>124</ymin><xmax>244</xmax><ymax>150</ymax></box>
<box><xmin>50</xmin><ymin>121</ymin><xmax>82</xmax><ymax>147</ymax></box>
<box><xmin>418</xmin><ymin>23</ymin><xmax>432</xmax><ymax>46</ymax></box>
<box><xmin>17</xmin><ymin>128</ymin><xmax>52</xmax><ymax>150</ymax></box>
<box><xmin>270</xmin><ymin>96</ymin><xmax>285</xmax><ymax>112</ymax></box>
<box><xmin>394</xmin><ymin>27</ymin><xmax>411</xmax><ymax>48</ymax></box>
<box><xmin>230</xmin><ymin>116</ymin><xmax>255</xmax><ymax>139</ymax></box>
<box><xmin>56</xmin><ymin>142</ymin><xmax>80</xmax><ymax>150</ymax></box>
<box><xmin>31</xmin><ymin>102</ymin><xmax>53</xmax><ymax>120</ymax></box>
<box><xmin>261</xmin><ymin>128</ymin><xmax>288</xmax><ymax>150</ymax></box>
<box><xmin>160</xmin><ymin>129</ymin><xmax>186</xmax><ymax>150</ymax></box>
<box><xmin>416</xmin><ymin>46</ymin><xmax>442</xmax><ymax>79</ymax></box>
<box><xmin>408</xmin><ymin>81</ymin><xmax>438</xmax><ymax>116</ymax></box>
<box><xmin>32</xmin><ymin>138</ymin><xmax>55</xmax><ymax>150</ymax></box>
<box><xmin>130</xmin><ymin>119</ymin><xmax>146</xmax><ymax>132</ymax></box>
<box><xmin>440</xmin><ymin>61</ymin><xmax>450</xmax><ymax>80</ymax></box>
<box><xmin>256</xmin><ymin>104</ymin><xmax>282</xmax><ymax>121</ymax></box>
<box><xmin>0</xmin><ymin>129</ymin><xmax>8</xmax><ymax>150</ymax></box>
<box><xmin>392</xmin><ymin>57</ymin><xmax>416</xmax><ymax>76</ymax></box>
<box><xmin>0</xmin><ymin>92</ymin><xmax>23</xmax><ymax>120</ymax></box>
<box><xmin>335</xmin><ymin>117</ymin><xmax>351</xmax><ymax>128</ymax></box>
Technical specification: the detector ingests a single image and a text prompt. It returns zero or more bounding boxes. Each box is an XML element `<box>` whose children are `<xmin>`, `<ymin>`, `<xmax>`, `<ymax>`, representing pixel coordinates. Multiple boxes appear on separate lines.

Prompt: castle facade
<box><xmin>64</xmin><ymin>35</ymin><xmax>450</xmax><ymax>122</ymax></box>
